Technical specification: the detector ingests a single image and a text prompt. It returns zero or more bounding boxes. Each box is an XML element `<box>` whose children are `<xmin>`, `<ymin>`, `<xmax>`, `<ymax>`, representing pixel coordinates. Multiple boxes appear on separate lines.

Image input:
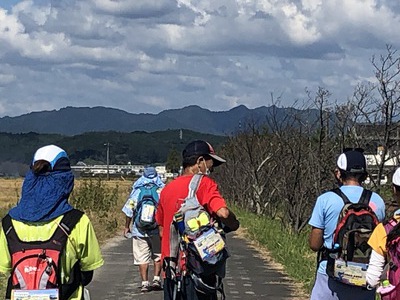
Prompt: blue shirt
<box><xmin>308</xmin><ymin>185</ymin><xmax>386</xmax><ymax>275</ymax></box>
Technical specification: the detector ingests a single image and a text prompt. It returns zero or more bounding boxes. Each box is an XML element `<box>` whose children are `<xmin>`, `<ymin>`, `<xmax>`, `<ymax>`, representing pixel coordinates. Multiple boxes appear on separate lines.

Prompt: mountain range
<box><xmin>0</xmin><ymin>105</ymin><xmax>320</xmax><ymax>136</ymax></box>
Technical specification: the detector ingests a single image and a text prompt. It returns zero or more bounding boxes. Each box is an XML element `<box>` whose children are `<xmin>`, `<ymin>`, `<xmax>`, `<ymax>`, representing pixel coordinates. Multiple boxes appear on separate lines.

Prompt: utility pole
<box><xmin>104</xmin><ymin>142</ymin><xmax>110</xmax><ymax>181</ymax></box>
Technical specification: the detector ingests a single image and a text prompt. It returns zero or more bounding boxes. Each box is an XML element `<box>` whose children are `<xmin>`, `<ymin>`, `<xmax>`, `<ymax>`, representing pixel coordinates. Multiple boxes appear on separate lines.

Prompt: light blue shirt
<box><xmin>122</xmin><ymin>176</ymin><xmax>164</xmax><ymax>237</ymax></box>
<box><xmin>309</xmin><ymin>185</ymin><xmax>386</xmax><ymax>275</ymax></box>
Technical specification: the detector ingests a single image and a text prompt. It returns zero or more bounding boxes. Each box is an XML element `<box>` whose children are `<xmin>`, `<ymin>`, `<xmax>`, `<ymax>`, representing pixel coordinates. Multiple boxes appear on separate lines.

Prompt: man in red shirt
<box><xmin>156</xmin><ymin>140</ymin><xmax>240</xmax><ymax>300</ymax></box>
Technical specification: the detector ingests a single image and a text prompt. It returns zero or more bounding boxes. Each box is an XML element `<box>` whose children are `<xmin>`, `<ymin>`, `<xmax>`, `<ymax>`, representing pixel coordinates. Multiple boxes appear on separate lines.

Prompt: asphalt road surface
<box><xmin>88</xmin><ymin>233</ymin><xmax>305</xmax><ymax>299</ymax></box>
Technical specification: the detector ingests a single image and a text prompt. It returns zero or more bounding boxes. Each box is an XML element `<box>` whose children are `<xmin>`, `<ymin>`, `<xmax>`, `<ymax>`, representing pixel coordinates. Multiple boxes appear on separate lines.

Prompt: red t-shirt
<box><xmin>155</xmin><ymin>174</ymin><xmax>227</xmax><ymax>258</ymax></box>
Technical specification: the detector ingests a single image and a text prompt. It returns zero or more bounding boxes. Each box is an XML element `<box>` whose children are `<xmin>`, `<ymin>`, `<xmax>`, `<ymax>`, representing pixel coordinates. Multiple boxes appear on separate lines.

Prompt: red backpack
<box><xmin>377</xmin><ymin>218</ymin><xmax>400</xmax><ymax>300</ymax></box>
<box><xmin>2</xmin><ymin>209</ymin><xmax>83</xmax><ymax>300</ymax></box>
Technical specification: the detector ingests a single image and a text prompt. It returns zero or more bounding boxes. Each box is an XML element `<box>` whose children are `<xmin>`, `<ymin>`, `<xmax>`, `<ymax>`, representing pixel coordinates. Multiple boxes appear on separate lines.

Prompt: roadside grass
<box><xmin>232</xmin><ymin>205</ymin><xmax>316</xmax><ymax>295</ymax></box>
<box><xmin>70</xmin><ymin>178</ymin><xmax>132</xmax><ymax>243</ymax></box>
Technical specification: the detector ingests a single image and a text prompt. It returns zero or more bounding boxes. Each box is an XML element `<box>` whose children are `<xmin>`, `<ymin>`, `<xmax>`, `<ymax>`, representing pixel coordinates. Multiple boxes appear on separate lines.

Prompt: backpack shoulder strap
<box><xmin>187</xmin><ymin>174</ymin><xmax>203</xmax><ymax>198</ymax></box>
<box><xmin>2</xmin><ymin>214</ymin><xmax>13</xmax><ymax>237</ymax></box>
<box><xmin>384</xmin><ymin>218</ymin><xmax>399</xmax><ymax>235</ymax></box>
<box><xmin>1</xmin><ymin>214</ymin><xmax>19</xmax><ymax>253</ymax></box>
<box><xmin>58</xmin><ymin>209</ymin><xmax>84</xmax><ymax>235</ymax></box>
<box><xmin>55</xmin><ymin>209</ymin><xmax>84</xmax><ymax>299</ymax></box>
<box><xmin>358</xmin><ymin>189</ymin><xmax>372</xmax><ymax>205</ymax></box>
<box><xmin>330</xmin><ymin>188</ymin><xmax>351</xmax><ymax>205</ymax></box>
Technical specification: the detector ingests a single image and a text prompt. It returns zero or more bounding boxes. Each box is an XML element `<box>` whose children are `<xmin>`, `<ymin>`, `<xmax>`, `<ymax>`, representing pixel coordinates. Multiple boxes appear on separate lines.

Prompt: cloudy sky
<box><xmin>0</xmin><ymin>0</ymin><xmax>399</xmax><ymax>117</ymax></box>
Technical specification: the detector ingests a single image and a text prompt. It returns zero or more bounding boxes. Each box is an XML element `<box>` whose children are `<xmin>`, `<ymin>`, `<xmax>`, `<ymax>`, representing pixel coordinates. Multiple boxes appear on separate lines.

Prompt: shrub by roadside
<box><xmin>70</xmin><ymin>178</ymin><xmax>131</xmax><ymax>243</ymax></box>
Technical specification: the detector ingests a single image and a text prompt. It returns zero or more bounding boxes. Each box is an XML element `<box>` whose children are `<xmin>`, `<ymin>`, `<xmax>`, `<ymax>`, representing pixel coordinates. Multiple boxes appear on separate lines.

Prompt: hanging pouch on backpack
<box><xmin>326</xmin><ymin>188</ymin><xmax>378</xmax><ymax>287</ymax></box>
<box><xmin>192</xmin><ymin>227</ymin><xmax>226</xmax><ymax>261</ymax></box>
<box><xmin>327</xmin><ymin>256</ymin><xmax>369</xmax><ymax>287</ymax></box>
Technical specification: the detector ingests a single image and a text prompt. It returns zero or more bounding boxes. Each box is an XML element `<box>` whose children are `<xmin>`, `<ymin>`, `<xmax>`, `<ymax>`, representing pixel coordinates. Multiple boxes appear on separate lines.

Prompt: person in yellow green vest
<box><xmin>0</xmin><ymin>145</ymin><xmax>104</xmax><ymax>300</ymax></box>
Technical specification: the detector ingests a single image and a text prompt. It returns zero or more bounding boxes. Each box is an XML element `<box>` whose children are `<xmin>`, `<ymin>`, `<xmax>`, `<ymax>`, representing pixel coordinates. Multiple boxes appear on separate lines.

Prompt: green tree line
<box><xmin>0</xmin><ymin>130</ymin><xmax>226</xmax><ymax>176</ymax></box>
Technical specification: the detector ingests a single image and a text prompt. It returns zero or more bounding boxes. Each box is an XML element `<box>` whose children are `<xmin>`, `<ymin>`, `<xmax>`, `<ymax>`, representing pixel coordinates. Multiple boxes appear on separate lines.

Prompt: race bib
<box><xmin>140</xmin><ymin>204</ymin><xmax>155</xmax><ymax>222</ymax></box>
<box><xmin>193</xmin><ymin>228</ymin><xmax>225</xmax><ymax>261</ymax></box>
<box><xmin>333</xmin><ymin>259</ymin><xmax>368</xmax><ymax>287</ymax></box>
<box><xmin>11</xmin><ymin>288</ymin><xmax>59</xmax><ymax>300</ymax></box>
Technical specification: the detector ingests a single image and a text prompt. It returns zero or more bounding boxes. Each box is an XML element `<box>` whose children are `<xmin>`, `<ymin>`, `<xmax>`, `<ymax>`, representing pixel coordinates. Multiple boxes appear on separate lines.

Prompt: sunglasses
<box><xmin>186</xmin><ymin>212</ymin><xmax>210</xmax><ymax>232</ymax></box>
<box><xmin>343</xmin><ymin>147</ymin><xmax>364</xmax><ymax>153</ymax></box>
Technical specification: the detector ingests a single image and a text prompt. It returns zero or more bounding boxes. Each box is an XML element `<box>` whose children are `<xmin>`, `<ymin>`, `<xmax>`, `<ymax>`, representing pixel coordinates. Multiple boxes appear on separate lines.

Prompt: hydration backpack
<box><xmin>171</xmin><ymin>174</ymin><xmax>228</xmax><ymax>297</ymax></box>
<box><xmin>326</xmin><ymin>188</ymin><xmax>379</xmax><ymax>287</ymax></box>
<box><xmin>377</xmin><ymin>218</ymin><xmax>400</xmax><ymax>300</ymax></box>
<box><xmin>134</xmin><ymin>184</ymin><xmax>159</xmax><ymax>232</ymax></box>
<box><xmin>2</xmin><ymin>209</ymin><xmax>84</xmax><ymax>300</ymax></box>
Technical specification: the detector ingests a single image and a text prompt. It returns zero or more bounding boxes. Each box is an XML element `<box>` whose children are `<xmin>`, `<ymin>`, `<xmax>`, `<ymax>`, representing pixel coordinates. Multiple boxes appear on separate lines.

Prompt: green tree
<box><xmin>166</xmin><ymin>148</ymin><xmax>180</xmax><ymax>173</ymax></box>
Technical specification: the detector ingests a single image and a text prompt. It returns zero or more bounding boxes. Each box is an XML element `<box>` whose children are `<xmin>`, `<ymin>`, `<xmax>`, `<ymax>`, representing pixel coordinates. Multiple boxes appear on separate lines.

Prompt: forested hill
<box><xmin>0</xmin><ymin>130</ymin><xmax>227</xmax><ymax>175</ymax></box>
<box><xmin>0</xmin><ymin>105</ymin><xmax>320</xmax><ymax>136</ymax></box>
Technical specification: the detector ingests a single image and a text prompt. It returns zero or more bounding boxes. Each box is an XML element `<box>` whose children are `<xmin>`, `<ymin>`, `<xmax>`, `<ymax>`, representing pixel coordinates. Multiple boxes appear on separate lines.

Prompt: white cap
<box><xmin>32</xmin><ymin>145</ymin><xmax>68</xmax><ymax>169</ymax></box>
<box><xmin>393</xmin><ymin>167</ymin><xmax>400</xmax><ymax>186</ymax></box>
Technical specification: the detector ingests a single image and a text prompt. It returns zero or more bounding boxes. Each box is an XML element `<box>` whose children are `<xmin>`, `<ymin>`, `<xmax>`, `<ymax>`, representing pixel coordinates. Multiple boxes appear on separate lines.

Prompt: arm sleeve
<box><xmin>0</xmin><ymin>227</ymin><xmax>11</xmax><ymax>273</ymax></box>
<box><xmin>366</xmin><ymin>249</ymin><xmax>386</xmax><ymax>287</ymax></box>
<box><xmin>368</xmin><ymin>223</ymin><xmax>387</xmax><ymax>256</ymax></box>
<box><xmin>308</xmin><ymin>197</ymin><xmax>325</xmax><ymax>229</ymax></box>
<box><xmin>122</xmin><ymin>189</ymin><xmax>140</xmax><ymax>218</ymax></box>
<box><xmin>77</xmin><ymin>215</ymin><xmax>104</xmax><ymax>272</ymax></box>
<box><xmin>371</xmin><ymin>194</ymin><xmax>386</xmax><ymax>222</ymax></box>
<box><xmin>198</xmin><ymin>177</ymin><xmax>227</xmax><ymax>214</ymax></box>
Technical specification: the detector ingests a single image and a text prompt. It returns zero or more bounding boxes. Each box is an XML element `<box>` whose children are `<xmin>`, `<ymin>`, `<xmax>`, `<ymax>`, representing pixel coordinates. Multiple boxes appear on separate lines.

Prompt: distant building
<box><xmin>71</xmin><ymin>163</ymin><xmax>168</xmax><ymax>180</ymax></box>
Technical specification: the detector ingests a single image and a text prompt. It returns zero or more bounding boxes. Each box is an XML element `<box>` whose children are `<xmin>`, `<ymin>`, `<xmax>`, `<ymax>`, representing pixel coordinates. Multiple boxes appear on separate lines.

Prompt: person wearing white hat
<box><xmin>122</xmin><ymin>166</ymin><xmax>165</xmax><ymax>293</ymax></box>
<box><xmin>367</xmin><ymin>167</ymin><xmax>400</xmax><ymax>298</ymax></box>
<box><xmin>308</xmin><ymin>148</ymin><xmax>386</xmax><ymax>300</ymax></box>
<box><xmin>0</xmin><ymin>145</ymin><xmax>104</xmax><ymax>300</ymax></box>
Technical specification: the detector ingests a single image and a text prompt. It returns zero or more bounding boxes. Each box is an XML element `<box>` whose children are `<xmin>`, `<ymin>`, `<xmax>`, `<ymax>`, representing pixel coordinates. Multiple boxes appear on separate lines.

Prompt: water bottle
<box><xmin>174</xmin><ymin>212</ymin><xmax>185</xmax><ymax>234</ymax></box>
<box><xmin>377</xmin><ymin>279</ymin><xmax>396</xmax><ymax>295</ymax></box>
<box><xmin>329</xmin><ymin>243</ymin><xmax>340</xmax><ymax>259</ymax></box>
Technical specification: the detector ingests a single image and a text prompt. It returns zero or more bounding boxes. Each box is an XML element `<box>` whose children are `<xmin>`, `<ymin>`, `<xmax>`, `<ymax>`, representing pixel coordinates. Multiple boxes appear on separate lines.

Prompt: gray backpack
<box><xmin>171</xmin><ymin>174</ymin><xmax>228</xmax><ymax>275</ymax></box>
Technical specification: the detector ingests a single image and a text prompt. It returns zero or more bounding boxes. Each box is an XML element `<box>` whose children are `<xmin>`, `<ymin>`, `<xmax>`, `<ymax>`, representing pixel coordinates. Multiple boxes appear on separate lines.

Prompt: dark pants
<box><xmin>163</xmin><ymin>276</ymin><xmax>218</xmax><ymax>300</ymax></box>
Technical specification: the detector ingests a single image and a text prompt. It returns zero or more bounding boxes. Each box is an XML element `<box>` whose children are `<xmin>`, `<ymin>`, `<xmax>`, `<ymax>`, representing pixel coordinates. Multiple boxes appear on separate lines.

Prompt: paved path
<box><xmin>88</xmin><ymin>233</ymin><xmax>305</xmax><ymax>299</ymax></box>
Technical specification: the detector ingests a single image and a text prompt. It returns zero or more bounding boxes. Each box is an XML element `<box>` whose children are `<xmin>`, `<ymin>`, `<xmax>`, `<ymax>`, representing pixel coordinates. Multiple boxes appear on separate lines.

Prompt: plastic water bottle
<box><xmin>329</xmin><ymin>243</ymin><xmax>340</xmax><ymax>259</ymax></box>
<box><xmin>174</xmin><ymin>212</ymin><xmax>185</xmax><ymax>234</ymax></box>
<box><xmin>377</xmin><ymin>279</ymin><xmax>396</xmax><ymax>295</ymax></box>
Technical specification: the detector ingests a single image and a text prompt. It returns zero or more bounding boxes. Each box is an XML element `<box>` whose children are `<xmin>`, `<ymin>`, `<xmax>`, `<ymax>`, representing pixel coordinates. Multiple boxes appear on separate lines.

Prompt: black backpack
<box><xmin>326</xmin><ymin>188</ymin><xmax>379</xmax><ymax>287</ymax></box>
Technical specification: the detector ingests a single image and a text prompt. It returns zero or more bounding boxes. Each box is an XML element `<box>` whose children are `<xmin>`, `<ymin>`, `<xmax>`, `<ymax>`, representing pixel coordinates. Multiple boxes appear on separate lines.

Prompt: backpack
<box><xmin>134</xmin><ymin>184</ymin><xmax>159</xmax><ymax>232</ymax></box>
<box><xmin>171</xmin><ymin>174</ymin><xmax>228</xmax><ymax>297</ymax></box>
<box><xmin>376</xmin><ymin>218</ymin><xmax>400</xmax><ymax>300</ymax></box>
<box><xmin>326</xmin><ymin>188</ymin><xmax>379</xmax><ymax>287</ymax></box>
<box><xmin>2</xmin><ymin>209</ymin><xmax>84</xmax><ymax>300</ymax></box>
